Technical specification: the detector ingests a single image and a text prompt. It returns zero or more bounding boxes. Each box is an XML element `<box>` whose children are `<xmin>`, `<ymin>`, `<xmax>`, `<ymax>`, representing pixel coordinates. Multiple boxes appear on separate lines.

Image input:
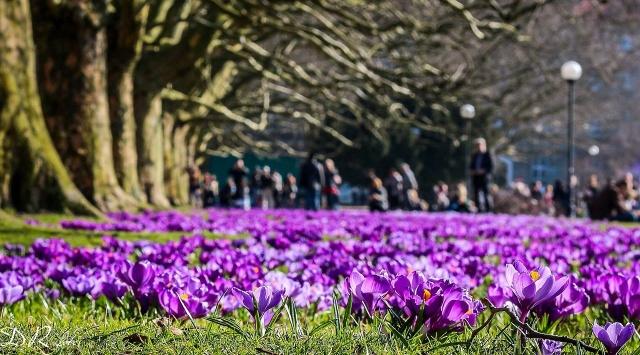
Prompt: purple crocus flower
<box><xmin>534</xmin><ymin>277</ymin><xmax>590</xmax><ymax>320</ymax></box>
<box><xmin>232</xmin><ymin>285</ymin><xmax>284</xmax><ymax>334</ymax></box>
<box><xmin>540</xmin><ymin>339</ymin><xmax>563</xmax><ymax>355</ymax></box>
<box><xmin>593</xmin><ymin>321</ymin><xmax>635</xmax><ymax>355</ymax></box>
<box><xmin>118</xmin><ymin>261</ymin><xmax>155</xmax><ymax>291</ymax></box>
<box><xmin>391</xmin><ymin>272</ymin><xmax>478</xmax><ymax>334</ymax></box>
<box><xmin>504</xmin><ymin>261</ymin><xmax>568</xmax><ymax>321</ymax></box>
<box><xmin>61</xmin><ymin>275</ymin><xmax>98</xmax><ymax>296</ymax></box>
<box><xmin>0</xmin><ymin>285</ymin><xmax>24</xmax><ymax>306</ymax></box>
<box><xmin>232</xmin><ymin>285</ymin><xmax>284</xmax><ymax>316</ymax></box>
<box><xmin>345</xmin><ymin>270</ymin><xmax>391</xmax><ymax>317</ymax></box>
<box><xmin>487</xmin><ymin>285</ymin><xmax>511</xmax><ymax>308</ymax></box>
<box><xmin>619</xmin><ymin>276</ymin><xmax>640</xmax><ymax>320</ymax></box>
<box><xmin>158</xmin><ymin>288</ymin><xmax>212</xmax><ymax>319</ymax></box>
<box><xmin>94</xmin><ymin>279</ymin><xmax>129</xmax><ymax>302</ymax></box>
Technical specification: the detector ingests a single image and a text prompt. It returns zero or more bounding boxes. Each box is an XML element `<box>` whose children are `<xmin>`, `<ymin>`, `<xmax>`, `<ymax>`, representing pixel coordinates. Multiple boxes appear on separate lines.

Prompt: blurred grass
<box><xmin>0</xmin><ymin>213</ymin><xmax>224</xmax><ymax>247</ymax></box>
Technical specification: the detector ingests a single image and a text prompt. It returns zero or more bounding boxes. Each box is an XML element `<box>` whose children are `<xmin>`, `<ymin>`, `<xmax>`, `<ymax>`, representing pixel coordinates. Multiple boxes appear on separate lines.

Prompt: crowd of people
<box><xmin>187</xmin><ymin>154</ymin><xmax>342</xmax><ymax>211</ymax></box>
<box><xmin>186</xmin><ymin>137</ymin><xmax>640</xmax><ymax>222</ymax></box>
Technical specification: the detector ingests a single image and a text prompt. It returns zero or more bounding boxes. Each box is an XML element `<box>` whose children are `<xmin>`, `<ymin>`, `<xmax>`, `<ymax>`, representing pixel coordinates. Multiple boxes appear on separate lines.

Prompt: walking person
<box><xmin>299</xmin><ymin>153</ymin><xmax>324</xmax><ymax>211</ymax></box>
<box><xmin>400</xmin><ymin>163</ymin><xmax>418</xmax><ymax>210</ymax></box>
<box><xmin>553</xmin><ymin>180</ymin><xmax>568</xmax><ymax>217</ymax></box>
<box><xmin>273</xmin><ymin>171</ymin><xmax>283</xmax><ymax>208</ymax></box>
<box><xmin>323</xmin><ymin>159</ymin><xmax>342</xmax><ymax>210</ymax></box>
<box><xmin>282</xmin><ymin>173</ymin><xmax>298</xmax><ymax>208</ymax></box>
<box><xmin>260</xmin><ymin>165</ymin><xmax>275</xmax><ymax>209</ymax></box>
<box><xmin>384</xmin><ymin>168</ymin><xmax>404</xmax><ymax>210</ymax></box>
<box><xmin>250</xmin><ymin>166</ymin><xmax>263</xmax><ymax>208</ymax></box>
<box><xmin>229</xmin><ymin>159</ymin><xmax>250</xmax><ymax>210</ymax></box>
<box><xmin>220</xmin><ymin>177</ymin><xmax>236</xmax><ymax>208</ymax></box>
<box><xmin>469</xmin><ymin>138</ymin><xmax>493</xmax><ymax>212</ymax></box>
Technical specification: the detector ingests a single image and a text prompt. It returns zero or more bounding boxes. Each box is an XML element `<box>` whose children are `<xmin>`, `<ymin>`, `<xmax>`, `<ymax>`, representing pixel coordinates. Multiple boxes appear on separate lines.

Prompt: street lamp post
<box><xmin>561</xmin><ymin>61</ymin><xmax>582</xmax><ymax>218</ymax></box>
<box><xmin>460</xmin><ymin>104</ymin><xmax>476</xmax><ymax>187</ymax></box>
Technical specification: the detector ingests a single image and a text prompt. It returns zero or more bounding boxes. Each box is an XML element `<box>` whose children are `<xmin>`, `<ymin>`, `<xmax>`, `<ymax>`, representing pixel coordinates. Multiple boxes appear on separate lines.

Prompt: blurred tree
<box><xmin>5</xmin><ymin>0</ymin><xmax>633</xmax><ymax>213</ymax></box>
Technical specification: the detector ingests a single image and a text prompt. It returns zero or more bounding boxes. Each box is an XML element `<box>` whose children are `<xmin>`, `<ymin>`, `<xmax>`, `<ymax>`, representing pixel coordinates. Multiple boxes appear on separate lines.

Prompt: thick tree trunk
<box><xmin>0</xmin><ymin>0</ymin><xmax>99</xmax><ymax>215</ymax></box>
<box><xmin>109</xmin><ymin>68</ymin><xmax>143</xmax><ymax>201</ymax></box>
<box><xmin>108</xmin><ymin>1</ymin><xmax>147</xmax><ymax>202</ymax></box>
<box><xmin>135</xmin><ymin>92</ymin><xmax>170</xmax><ymax>207</ymax></box>
<box><xmin>164</xmin><ymin>116</ymin><xmax>189</xmax><ymax>205</ymax></box>
<box><xmin>31</xmin><ymin>1</ymin><xmax>137</xmax><ymax>211</ymax></box>
<box><xmin>80</xmin><ymin>28</ymin><xmax>137</xmax><ymax>211</ymax></box>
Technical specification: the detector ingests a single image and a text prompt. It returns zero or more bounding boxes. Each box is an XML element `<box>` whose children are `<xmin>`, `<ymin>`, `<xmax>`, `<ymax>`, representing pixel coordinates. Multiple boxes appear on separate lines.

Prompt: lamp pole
<box><xmin>460</xmin><ymin>104</ymin><xmax>476</xmax><ymax>188</ymax></box>
<box><xmin>561</xmin><ymin>61</ymin><xmax>582</xmax><ymax>218</ymax></box>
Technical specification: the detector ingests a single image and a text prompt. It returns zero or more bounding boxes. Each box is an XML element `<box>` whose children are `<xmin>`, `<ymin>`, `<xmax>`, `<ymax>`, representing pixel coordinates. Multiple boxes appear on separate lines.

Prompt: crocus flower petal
<box><xmin>443</xmin><ymin>299</ymin><xmax>470</xmax><ymax>322</ymax></box>
<box><xmin>232</xmin><ymin>287</ymin><xmax>255</xmax><ymax>313</ymax></box>
<box><xmin>361</xmin><ymin>275</ymin><xmax>391</xmax><ymax>295</ymax></box>
<box><xmin>618</xmin><ymin>323</ymin><xmax>635</xmax><ymax>348</ymax></box>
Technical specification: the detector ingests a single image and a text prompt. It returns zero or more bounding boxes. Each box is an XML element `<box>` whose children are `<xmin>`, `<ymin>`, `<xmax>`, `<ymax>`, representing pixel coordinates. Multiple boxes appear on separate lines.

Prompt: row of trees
<box><xmin>0</xmin><ymin>0</ymin><xmax>620</xmax><ymax>215</ymax></box>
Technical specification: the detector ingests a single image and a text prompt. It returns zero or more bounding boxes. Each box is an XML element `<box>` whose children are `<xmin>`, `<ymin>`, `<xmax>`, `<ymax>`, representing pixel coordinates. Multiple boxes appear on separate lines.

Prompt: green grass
<box><xmin>0</xmin><ymin>213</ymin><xmax>635</xmax><ymax>354</ymax></box>
<box><xmin>0</xmin><ymin>213</ymin><xmax>228</xmax><ymax>247</ymax></box>
<box><xmin>0</xmin><ymin>298</ymin><xmax>622</xmax><ymax>355</ymax></box>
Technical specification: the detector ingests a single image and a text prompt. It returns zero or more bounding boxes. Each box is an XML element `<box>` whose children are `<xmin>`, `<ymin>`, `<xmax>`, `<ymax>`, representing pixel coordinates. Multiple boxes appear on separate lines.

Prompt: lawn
<box><xmin>0</xmin><ymin>210</ymin><xmax>638</xmax><ymax>354</ymax></box>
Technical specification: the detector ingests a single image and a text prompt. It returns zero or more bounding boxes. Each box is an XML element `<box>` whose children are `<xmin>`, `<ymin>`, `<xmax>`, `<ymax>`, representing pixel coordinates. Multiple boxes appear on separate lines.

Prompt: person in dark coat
<box><xmin>469</xmin><ymin>138</ymin><xmax>493</xmax><ymax>212</ymax></box>
<box><xmin>229</xmin><ymin>159</ymin><xmax>250</xmax><ymax>210</ymax></box>
<box><xmin>384</xmin><ymin>168</ymin><xmax>404</xmax><ymax>210</ymax></box>
<box><xmin>299</xmin><ymin>153</ymin><xmax>324</xmax><ymax>211</ymax></box>
<box><xmin>553</xmin><ymin>180</ymin><xmax>568</xmax><ymax>217</ymax></box>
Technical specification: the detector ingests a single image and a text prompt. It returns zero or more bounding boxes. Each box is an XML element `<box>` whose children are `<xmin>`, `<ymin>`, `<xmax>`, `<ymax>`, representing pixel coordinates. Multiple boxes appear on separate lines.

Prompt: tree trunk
<box><xmin>164</xmin><ymin>116</ymin><xmax>189</xmax><ymax>205</ymax></box>
<box><xmin>109</xmin><ymin>67</ymin><xmax>144</xmax><ymax>202</ymax></box>
<box><xmin>108</xmin><ymin>1</ymin><xmax>148</xmax><ymax>202</ymax></box>
<box><xmin>0</xmin><ymin>0</ymin><xmax>99</xmax><ymax>215</ymax></box>
<box><xmin>135</xmin><ymin>92</ymin><xmax>170</xmax><ymax>207</ymax></box>
<box><xmin>31</xmin><ymin>1</ymin><xmax>137</xmax><ymax>211</ymax></box>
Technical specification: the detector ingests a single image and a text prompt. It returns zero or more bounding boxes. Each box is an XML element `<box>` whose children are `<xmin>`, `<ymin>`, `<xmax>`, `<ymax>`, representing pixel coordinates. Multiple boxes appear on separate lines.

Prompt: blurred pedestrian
<box><xmin>368</xmin><ymin>177</ymin><xmax>388</xmax><ymax>212</ymax></box>
<box><xmin>469</xmin><ymin>138</ymin><xmax>493</xmax><ymax>212</ymax></box>
<box><xmin>589</xmin><ymin>179</ymin><xmax>639</xmax><ymax>222</ymax></box>
<box><xmin>202</xmin><ymin>173</ymin><xmax>219</xmax><ymax>208</ymax></box>
<box><xmin>400</xmin><ymin>163</ymin><xmax>418</xmax><ymax>209</ymax></box>
<box><xmin>624</xmin><ymin>172</ymin><xmax>638</xmax><ymax>211</ymax></box>
<box><xmin>188</xmin><ymin>166</ymin><xmax>203</xmax><ymax>208</ymax></box>
<box><xmin>260</xmin><ymin>166</ymin><xmax>275</xmax><ymax>209</ymax></box>
<box><xmin>323</xmin><ymin>159</ymin><xmax>342</xmax><ymax>210</ymax></box>
<box><xmin>220</xmin><ymin>177</ymin><xmax>236</xmax><ymax>208</ymax></box>
<box><xmin>282</xmin><ymin>173</ymin><xmax>298</xmax><ymax>208</ymax></box>
<box><xmin>384</xmin><ymin>168</ymin><xmax>404</xmax><ymax>210</ymax></box>
<box><xmin>543</xmin><ymin>183</ymin><xmax>555</xmax><ymax>215</ymax></box>
<box><xmin>447</xmin><ymin>183</ymin><xmax>475</xmax><ymax>213</ymax></box>
<box><xmin>583</xmin><ymin>174</ymin><xmax>599</xmax><ymax>216</ymax></box>
<box><xmin>299</xmin><ymin>153</ymin><xmax>324</xmax><ymax>211</ymax></box>
<box><xmin>434</xmin><ymin>182</ymin><xmax>450</xmax><ymax>211</ymax></box>
<box><xmin>553</xmin><ymin>180</ymin><xmax>568</xmax><ymax>217</ymax></box>
<box><xmin>229</xmin><ymin>159</ymin><xmax>250</xmax><ymax>210</ymax></box>
<box><xmin>406</xmin><ymin>189</ymin><xmax>427</xmax><ymax>211</ymax></box>
<box><xmin>250</xmin><ymin>166</ymin><xmax>262</xmax><ymax>207</ymax></box>
<box><xmin>273</xmin><ymin>171</ymin><xmax>283</xmax><ymax>208</ymax></box>
<box><xmin>531</xmin><ymin>180</ymin><xmax>544</xmax><ymax>201</ymax></box>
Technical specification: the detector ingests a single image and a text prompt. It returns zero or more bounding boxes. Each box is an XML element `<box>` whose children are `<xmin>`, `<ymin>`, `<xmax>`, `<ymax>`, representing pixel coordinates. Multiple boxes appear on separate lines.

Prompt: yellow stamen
<box><xmin>423</xmin><ymin>289</ymin><xmax>432</xmax><ymax>302</ymax></box>
<box><xmin>253</xmin><ymin>267</ymin><xmax>260</xmax><ymax>274</ymax></box>
<box><xmin>466</xmin><ymin>309</ymin><xmax>473</xmax><ymax>315</ymax></box>
<box><xmin>530</xmin><ymin>270</ymin><xmax>540</xmax><ymax>281</ymax></box>
<box><xmin>180</xmin><ymin>293</ymin><xmax>189</xmax><ymax>301</ymax></box>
